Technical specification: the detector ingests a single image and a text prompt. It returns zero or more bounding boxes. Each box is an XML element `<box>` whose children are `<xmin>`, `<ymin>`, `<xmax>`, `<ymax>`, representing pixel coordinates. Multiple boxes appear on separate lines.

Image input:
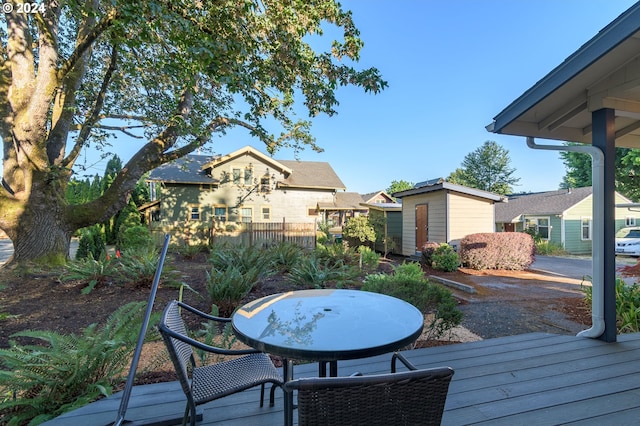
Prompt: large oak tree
<box><xmin>0</xmin><ymin>0</ymin><xmax>386</xmax><ymax>265</ymax></box>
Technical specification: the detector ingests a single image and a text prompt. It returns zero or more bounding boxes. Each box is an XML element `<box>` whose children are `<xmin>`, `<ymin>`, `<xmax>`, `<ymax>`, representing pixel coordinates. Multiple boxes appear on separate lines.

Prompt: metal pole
<box><xmin>112</xmin><ymin>234</ymin><xmax>171</xmax><ymax>426</ymax></box>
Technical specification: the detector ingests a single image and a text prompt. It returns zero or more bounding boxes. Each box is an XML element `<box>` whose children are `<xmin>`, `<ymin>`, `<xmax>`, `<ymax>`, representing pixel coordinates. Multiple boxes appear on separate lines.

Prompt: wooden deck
<box><xmin>43</xmin><ymin>332</ymin><xmax>640</xmax><ymax>425</ymax></box>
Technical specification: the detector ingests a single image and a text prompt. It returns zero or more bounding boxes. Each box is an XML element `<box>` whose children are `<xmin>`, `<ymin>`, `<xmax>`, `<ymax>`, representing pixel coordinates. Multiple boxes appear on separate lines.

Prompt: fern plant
<box><xmin>0</xmin><ymin>302</ymin><xmax>158</xmax><ymax>425</ymax></box>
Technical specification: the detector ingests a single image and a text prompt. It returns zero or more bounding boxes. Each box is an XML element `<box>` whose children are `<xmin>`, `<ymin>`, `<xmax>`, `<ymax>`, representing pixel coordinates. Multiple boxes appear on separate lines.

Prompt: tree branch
<box><xmin>57</xmin><ymin>7</ymin><xmax>118</xmax><ymax>82</ymax></box>
<box><xmin>61</xmin><ymin>43</ymin><xmax>119</xmax><ymax>169</ymax></box>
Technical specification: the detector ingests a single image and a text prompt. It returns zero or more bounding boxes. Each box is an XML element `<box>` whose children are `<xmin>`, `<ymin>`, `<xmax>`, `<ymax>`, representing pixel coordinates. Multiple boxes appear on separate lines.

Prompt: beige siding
<box><xmin>447</xmin><ymin>193</ymin><xmax>495</xmax><ymax>248</ymax></box>
<box><xmin>400</xmin><ymin>192</ymin><xmax>447</xmax><ymax>256</ymax></box>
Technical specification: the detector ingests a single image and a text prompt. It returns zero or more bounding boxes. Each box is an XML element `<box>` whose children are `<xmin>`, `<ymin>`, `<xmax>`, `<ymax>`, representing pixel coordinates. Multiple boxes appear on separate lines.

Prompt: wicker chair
<box><xmin>158</xmin><ymin>300</ymin><xmax>283</xmax><ymax>426</ymax></box>
<box><xmin>284</xmin><ymin>356</ymin><xmax>453</xmax><ymax>426</ymax></box>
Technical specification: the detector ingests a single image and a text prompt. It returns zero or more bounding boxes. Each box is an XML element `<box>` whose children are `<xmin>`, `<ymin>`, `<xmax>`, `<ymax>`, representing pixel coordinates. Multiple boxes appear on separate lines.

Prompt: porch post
<box><xmin>592</xmin><ymin>108</ymin><xmax>617</xmax><ymax>342</ymax></box>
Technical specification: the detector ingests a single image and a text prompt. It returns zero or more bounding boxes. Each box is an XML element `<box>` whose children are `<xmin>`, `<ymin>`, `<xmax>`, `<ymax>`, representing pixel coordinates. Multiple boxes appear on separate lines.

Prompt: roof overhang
<box><xmin>394</xmin><ymin>181</ymin><xmax>505</xmax><ymax>202</ymax></box>
<box><xmin>487</xmin><ymin>2</ymin><xmax>640</xmax><ymax>148</ymax></box>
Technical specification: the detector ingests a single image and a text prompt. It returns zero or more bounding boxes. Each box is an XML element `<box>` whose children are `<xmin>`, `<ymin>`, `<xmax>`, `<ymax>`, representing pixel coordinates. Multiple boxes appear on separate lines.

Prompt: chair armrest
<box><xmin>391</xmin><ymin>352</ymin><xmax>418</xmax><ymax>373</ymax></box>
<box><xmin>176</xmin><ymin>300</ymin><xmax>231</xmax><ymax>323</ymax></box>
<box><xmin>158</xmin><ymin>323</ymin><xmax>260</xmax><ymax>356</ymax></box>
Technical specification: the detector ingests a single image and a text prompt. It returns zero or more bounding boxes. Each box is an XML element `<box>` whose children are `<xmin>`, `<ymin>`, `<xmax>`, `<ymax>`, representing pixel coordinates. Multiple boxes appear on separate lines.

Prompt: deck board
<box><xmin>43</xmin><ymin>332</ymin><xmax>640</xmax><ymax>426</ymax></box>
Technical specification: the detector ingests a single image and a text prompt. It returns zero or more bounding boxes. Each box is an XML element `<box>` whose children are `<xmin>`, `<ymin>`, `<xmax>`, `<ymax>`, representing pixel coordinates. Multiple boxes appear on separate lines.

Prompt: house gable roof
<box><xmin>146</xmin><ymin>147</ymin><xmax>346</xmax><ymax>191</ymax></box>
<box><xmin>393</xmin><ymin>178</ymin><xmax>505</xmax><ymax>202</ymax></box>
<box><xmin>201</xmin><ymin>146</ymin><xmax>293</xmax><ymax>175</ymax></box>
<box><xmin>361</xmin><ymin>190</ymin><xmax>395</xmax><ymax>204</ymax></box>
<box><xmin>495</xmin><ymin>187</ymin><xmax>594</xmax><ymax>223</ymax></box>
<box><xmin>277</xmin><ymin>160</ymin><xmax>346</xmax><ymax>190</ymax></box>
<box><xmin>147</xmin><ymin>155</ymin><xmax>216</xmax><ymax>184</ymax></box>
<box><xmin>317</xmin><ymin>192</ymin><xmax>365</xmax><ymax>210</ymax></box>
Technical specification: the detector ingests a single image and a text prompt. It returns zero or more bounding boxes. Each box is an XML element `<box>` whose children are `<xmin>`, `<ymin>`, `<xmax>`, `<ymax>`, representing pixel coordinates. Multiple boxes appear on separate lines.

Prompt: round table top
<box><xmin>232</xmin><ymin>289</ymin><xmax>424</xmax><ymax>361</ymax></box>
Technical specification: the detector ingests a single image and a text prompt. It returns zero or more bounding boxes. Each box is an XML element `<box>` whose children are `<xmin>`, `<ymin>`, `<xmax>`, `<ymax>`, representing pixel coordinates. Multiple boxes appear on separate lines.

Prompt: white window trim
<box><xmin>581</xmin><ymin>217</ymin><xmax>592</xmax><ymax>241</ymax></box>
<box><xmin>626</xmin><ymin>216</ymin><xmax>636</xmax><ymax>227</ymax></box>
<box><xmin>526</xmin><ymin>216</ymin><xmax>551</xmax><ymax>240</ymax></box>
<box><xmin>188</xmin><ymin>204</ymin><xmax>201</xmax><ymax>221</ymax></box>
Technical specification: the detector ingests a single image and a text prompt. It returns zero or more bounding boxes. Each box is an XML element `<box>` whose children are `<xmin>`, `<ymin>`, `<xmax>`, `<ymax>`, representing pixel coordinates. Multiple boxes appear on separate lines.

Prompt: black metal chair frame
<box><xmin>158</xmin><ymin>300</ymin><xmax>283</xmax><ymax>426</ymax></box>
<box><xmin>284</xmin><ymin>353</ymin><xmax>454</xmax><ymax>426</ymax></box>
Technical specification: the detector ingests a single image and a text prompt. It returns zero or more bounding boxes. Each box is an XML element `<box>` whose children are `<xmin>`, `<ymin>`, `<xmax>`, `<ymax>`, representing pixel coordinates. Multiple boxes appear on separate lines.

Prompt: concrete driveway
<box><xmin>532</xmin><ymin>255</ymin><xmax>637</xmax><ymax>283</ymax></box>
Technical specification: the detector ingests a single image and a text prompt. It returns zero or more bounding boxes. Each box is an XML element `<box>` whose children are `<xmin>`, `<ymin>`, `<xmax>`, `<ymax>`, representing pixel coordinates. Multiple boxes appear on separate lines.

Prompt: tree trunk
<box><xmin>8</xmin><ymin>193</ymin><xmax>74</xmax><ymax>265</ymax></box>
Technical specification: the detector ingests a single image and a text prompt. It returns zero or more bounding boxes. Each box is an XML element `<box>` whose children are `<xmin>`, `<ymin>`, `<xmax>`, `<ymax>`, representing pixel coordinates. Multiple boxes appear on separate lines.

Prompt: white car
<box><xmin>615</xmin><ymin>227</ymin><xmax>640</xmax><ymax>256</ymax></box>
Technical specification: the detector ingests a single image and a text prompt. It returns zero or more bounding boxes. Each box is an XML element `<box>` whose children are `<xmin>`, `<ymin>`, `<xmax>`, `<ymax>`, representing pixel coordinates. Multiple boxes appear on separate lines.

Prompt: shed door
<box><xmin>415</xmin><ymin>204</ymin><xmax>428</xmax><ymax>252</ymax></box>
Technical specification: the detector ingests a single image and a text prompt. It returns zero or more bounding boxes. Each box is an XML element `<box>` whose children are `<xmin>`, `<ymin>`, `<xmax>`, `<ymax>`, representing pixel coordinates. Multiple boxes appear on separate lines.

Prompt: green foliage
<box><xmin>386</xmin><ymin>180</ymin><xmax>414</xmax><ymax>199</ymax></box>
<box><xmin>534</xmin><ymin>240</ymin><xmax>568</xmax><ymax>256</ymax></box>
<box><xmin>117</xmin><ymin>246</ymin><xmax>180</xmax><ymax>289</ymax></box>
<box><xmin>206</xmin><ymin>265</ymin><xmax>259</xmax><ymax>317</ymax></box>
<box><xmin>560</xmin><ymin>143</ymin><xmax>640</xmax><ymax>201</ymax></box>
<box><xmin>63</xmin><ymin>252</ymin><xmax>119</xmax><ymax>294</ymax></box>
<box><xmin>342</xmin><ymin>216</ymin><xmax>376</xmax><ymax>245</ymax></box>
<box><xmin>358</xmin><ymin>246</ymin><xmax>381</xmax><ymax>272</ymax></box>
<box><xmin>209</xmin><ymin>244</ymin><xmax>275</xmax><ymax>280</ymax></box>
<box><xmin>75</xmin><ymin>226</ymin><xmax>106</xmax><ymax>261</ymax></box>
<box><xmin>0</xmin><ymin>303</ymin><xmax>157</xmax><ymax>425</ymax></box>
<box><xmin>430</xmin><ymin>244</ymin><xmax>460</xmax><ymax>272</ymax></box>
<box><xmin>583</xmin><ymin>278</ymin><xmax>640</xmax><ymax>333</ymax></box>
<box><xmin>315</xmin><ymin>242</ymin><xmax>358</xmax><ymax>267</ymax></box>
<box><xmin>446</xmin><ymin>140</ymin><xmax>520</xmax><ymax>195</ymax></box>
<box><xmin>420</xmin><ymin>241</ymin><xmax>441</xmax><ymax>267</ymax></box>
<box><xmin>117</xmin><ymin>225</ymin><xmax>154</xmax><ymax>252</ymax></box>
<box><xmin>362</xmin><ymin>262</ymin><xmax>462</xmax><ymax>340</ymax></box>
<box><xmin>269</xmin><ymin>242</ymin><xmax>305</xmax><ymax>274</ymax></box>
<box><xmin>287</xmin><ymin>254</ymin><xmax>354</xmax><ymax>289</ymax></box>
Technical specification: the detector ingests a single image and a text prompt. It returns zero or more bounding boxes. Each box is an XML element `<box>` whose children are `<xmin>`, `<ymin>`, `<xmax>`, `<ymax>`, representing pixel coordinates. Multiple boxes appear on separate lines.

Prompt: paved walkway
<box><xmin>0</xmin><ymin>239</ymin><xmax>78</xmax><ymax>266</ymax></box>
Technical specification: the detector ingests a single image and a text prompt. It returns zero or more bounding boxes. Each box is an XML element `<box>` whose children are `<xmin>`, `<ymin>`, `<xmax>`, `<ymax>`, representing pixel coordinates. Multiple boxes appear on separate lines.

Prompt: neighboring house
<box><xmin>145</xmin><ymin>145</ymin><xmax>346</xmax><ymax>244</ymax></box>
<box><xmin>361</xmin><ymin>190</ymin><xmax>395</xmax><ymax>204</ymax></box>
<box><xmin>393</xmin><ymin>178</ymin><xmax>505</xmax><ymax>257</ymax></box>
<box><xmin>363</xmin><ymin>202</ymin><xmax>403</xmax><ymax>255</ymax></box>
<box><xmin>317</xmin><ymin>192</ymin><xmax>367</xmax><ymax>230</ymax></box>
<box><xmin>495</xmin><ymin>187</ymin><xmax>640</xmax><ymax>255</ymax></box>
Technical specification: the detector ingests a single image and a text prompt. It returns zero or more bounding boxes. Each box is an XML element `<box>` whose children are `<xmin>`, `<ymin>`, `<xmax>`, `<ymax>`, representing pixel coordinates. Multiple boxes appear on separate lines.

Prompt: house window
<box><xmin>526</xmin><ymin>217</ymin><xmax>550</xmax><ymax>239</ymax></box>
<box><xmin>262</xmin><ymin>207</ymin><xmax>271</xmax><ymax>220</ymax></box>
<box><xmin>581</xmin><ymin>217</ymin><xmax>592</xmax><ymax>240</ymax></box>
<box><xmin>241</xmin><ymin>207</ymin><xmax>252</xmax><ymax>223</ymax></box>
<box><xmin>214</xmin><ymin>207</ymin><xmax>227</xmax><ymax>222</ymax></box>
<box><xmin>260</xmin><ymin>176</ymin><xmax>271</xmax><ymax>193</ymax></box>
<box><xmin>189</xmin><ymin>205</ymin><xmax>200</xmax><ymax>221</ymax></box>
<box><xmin>626</xmin><ymin>217</ymin><xmax>636</xmax><ymax>227</ymax></box>
<box><xmin>244</xmin><ymin>168</ymin><xmax>253</xmax><ymax>185</ymax></box>
<box><xmin>232</xmin><ymin>168</ymin><xmax>241</xmax><ymax>184</ymax></box>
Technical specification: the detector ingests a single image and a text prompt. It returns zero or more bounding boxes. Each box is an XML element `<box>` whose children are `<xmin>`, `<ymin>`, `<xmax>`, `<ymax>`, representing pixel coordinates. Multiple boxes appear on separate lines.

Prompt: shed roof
<box><xmin>393</xmin><ymin>179</ymin><xmax>505</xmax><ymax>202</ymax></box>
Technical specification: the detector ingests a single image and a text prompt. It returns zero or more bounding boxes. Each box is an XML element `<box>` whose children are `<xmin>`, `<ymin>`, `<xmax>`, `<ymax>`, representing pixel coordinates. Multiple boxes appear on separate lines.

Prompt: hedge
<box><xmin>459</xmin><ymin>232</ymin><xmax>534</xmax><ymax>270</ymax></box>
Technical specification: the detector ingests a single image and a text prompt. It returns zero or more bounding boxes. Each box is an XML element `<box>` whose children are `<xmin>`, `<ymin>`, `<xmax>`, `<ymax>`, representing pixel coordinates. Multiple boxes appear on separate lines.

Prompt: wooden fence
<box><xmin>150</xmin><ymin>220</ymin><xmax>317</xmax><ymax>249</ymax></box>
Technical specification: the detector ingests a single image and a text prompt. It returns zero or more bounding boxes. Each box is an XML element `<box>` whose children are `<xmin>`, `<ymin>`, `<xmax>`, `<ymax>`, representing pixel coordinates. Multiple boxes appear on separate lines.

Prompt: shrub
<box><xmin>209</xmin><ymin>244</ymin><xmax>275</xmax><ymax>280</ymax></box>
<box><xmin>362</xmin><ymin>261</ymin><xmax>462</xmax><ymax>340</ymax></box>
<box><xmin>206</xmin><ymin>265</ymin><xmax>259</xmax><ymax>316</ymax></box>
<box><xmin>535</xmin><ymin>240</ymin><xmax>567</xmax><ymax>256</ymax></box>
<box><xmin>430</xmin><ymin>244</ymin><xmax>460</xmax><ymax>272</ymax></box>
<box><xmin>420</xmin><ymin>242</ymin><xmax>440</xmax><ymax>267</ymax></box>
<box><xmin>459</xmin><ymin>232</ymin><xmax>534</xmax><ymax>270</ymax></box>
<box><xmin>287</xmin><ymin>254</ymin><xmax>354</xmax><ymax>289</ymax></box>
<box><xmin>0</xmin><ymin>303</ymin><xmax>157</xmax><ymax>425</ymax></box>
<box><xmin>583</xmin><ymin>277</ymin><xmax>640</xmax><ymax>333</ymax></box>
<box><xmin>117</xmin><ymin>225</ymin><xmax>154</xmax><ymax>252</ymax></box>
<box><xmin>358</xmin><ymin>246</ymin><xmax>381</xmax><ymax>272</ymax></box>
<box><xmin>269</xmin><ymin>242</ymin><xmax>304</xmax><ymax>274</ymax></box>
<box><xmin>75</xmin><ymin>226</ymin><xmax>105</xmax><ymax>261</ymax></box>
<box><xmin>342</xmin><ymin>216</ymin><xmax>376</xmax><ymax>247</ymax></box>
<box><xmin>62</xmin><ymin>252</ymin><xmax>119</xmax><ymax>294</ymax></box>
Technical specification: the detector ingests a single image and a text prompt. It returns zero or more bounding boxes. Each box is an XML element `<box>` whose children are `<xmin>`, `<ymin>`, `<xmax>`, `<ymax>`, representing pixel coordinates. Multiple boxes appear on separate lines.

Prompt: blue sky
<box><xmin>74</xmin><ymin>1</ymin><xmax>637</xmax><ymax>194</ymax></box>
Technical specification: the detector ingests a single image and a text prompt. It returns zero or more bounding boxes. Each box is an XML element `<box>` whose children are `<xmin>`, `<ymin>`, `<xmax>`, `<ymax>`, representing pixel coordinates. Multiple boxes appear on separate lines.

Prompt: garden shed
<box><xmin>393</xmin><ymin>178</ymin><xmax>505</xmax><ymax>257</ymax></box>
<box><xmin>362</xmin><ymin>202</ymin><xmax>402</xmax><ymax>255</ymax></box>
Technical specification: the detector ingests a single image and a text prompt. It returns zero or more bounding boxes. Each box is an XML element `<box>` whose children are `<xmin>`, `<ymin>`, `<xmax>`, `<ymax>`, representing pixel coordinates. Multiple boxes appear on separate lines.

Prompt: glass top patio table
<box><xmin>231</xmin><ymin>289</ymin><xmax>424</xmax><ymax>362</ymax></box>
